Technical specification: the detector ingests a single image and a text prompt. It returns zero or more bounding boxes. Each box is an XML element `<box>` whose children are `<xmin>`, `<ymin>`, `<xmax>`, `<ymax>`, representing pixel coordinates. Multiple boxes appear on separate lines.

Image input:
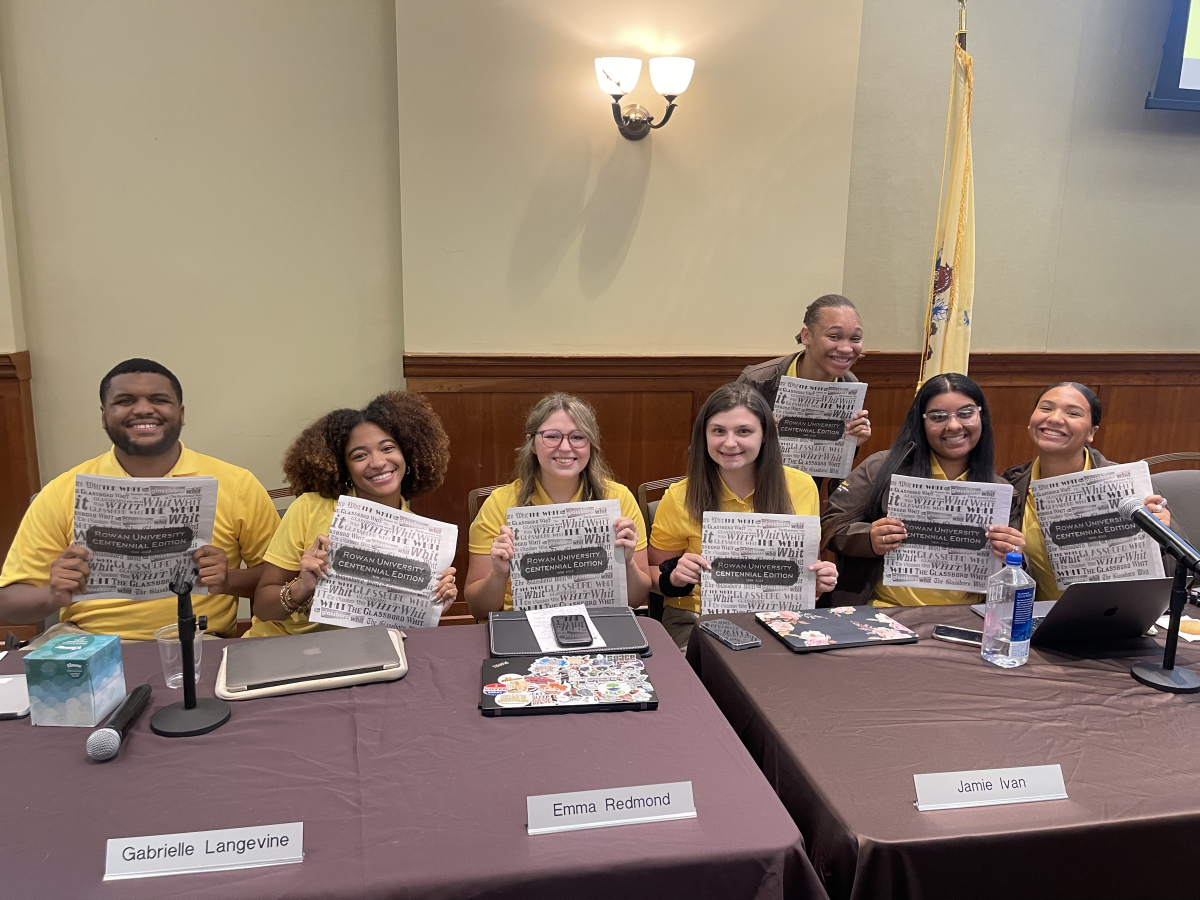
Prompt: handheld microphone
<box><xmin>1117</xmin><ymin>496</ymin><xmax>1200</xmax><ymax>572</ymax></box>
<box><xmin>86</xmin><ymin>683</ymin><xmax>152</xmax><ymax>762</ymax></box>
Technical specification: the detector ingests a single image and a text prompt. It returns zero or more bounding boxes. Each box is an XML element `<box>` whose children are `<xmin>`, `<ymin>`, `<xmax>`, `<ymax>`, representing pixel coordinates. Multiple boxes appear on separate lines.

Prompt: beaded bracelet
<box><xmin>279</xmin><ymin>577</ymin><xmax>310</xmax><ymax>615</ymax></box>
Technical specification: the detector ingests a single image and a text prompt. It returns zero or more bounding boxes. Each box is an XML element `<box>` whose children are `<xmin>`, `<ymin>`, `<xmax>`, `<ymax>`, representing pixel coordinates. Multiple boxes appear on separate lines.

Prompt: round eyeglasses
<box><xmin>533</xmin><ymin>430</ymin><xmax>590</xmax><ymax>449</ymax></box>
<box><xmin>922</xmin><ymin>405</ymin><xmax>981</xmax><ymax>424</ymax></box>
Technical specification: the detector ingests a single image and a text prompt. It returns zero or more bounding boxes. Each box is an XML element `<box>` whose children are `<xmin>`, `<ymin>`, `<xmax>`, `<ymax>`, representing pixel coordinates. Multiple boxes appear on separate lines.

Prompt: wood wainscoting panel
<box><xmin>404</xmin><ymin>352</ymin><xmax>1200</xmax><ymax>620</ymax></box>
<box><xmin>0</xmin><ymin>351</ymin><xmax>38</xmax><ymax>562</ymax></box>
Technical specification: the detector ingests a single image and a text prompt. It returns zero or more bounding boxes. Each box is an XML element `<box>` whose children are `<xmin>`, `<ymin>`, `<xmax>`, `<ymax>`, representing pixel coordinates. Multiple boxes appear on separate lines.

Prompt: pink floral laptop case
<box><xmin>754</xmin><ymin>607</ymin><xmax>919</xmax><ymax>653</ymax></box>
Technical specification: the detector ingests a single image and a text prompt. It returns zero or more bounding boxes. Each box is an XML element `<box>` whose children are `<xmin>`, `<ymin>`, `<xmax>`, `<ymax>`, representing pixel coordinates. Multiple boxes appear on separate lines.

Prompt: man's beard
<box><xmin>105</xmin><ymin>420</ymin><xmax>183</xmax><ymax>457</ymax></box>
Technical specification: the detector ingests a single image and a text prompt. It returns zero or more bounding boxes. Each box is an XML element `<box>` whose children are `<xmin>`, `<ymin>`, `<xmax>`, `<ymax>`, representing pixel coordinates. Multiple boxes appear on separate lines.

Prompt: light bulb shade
<box><xmin>649</xmin><ymin>57</ymin><xmax>695</xmax><ymax>96</ymax></box>
<box><xmin>595</xmin><ymin>57</ymin><xmax>642</xmax><ymax>96</ymax></box>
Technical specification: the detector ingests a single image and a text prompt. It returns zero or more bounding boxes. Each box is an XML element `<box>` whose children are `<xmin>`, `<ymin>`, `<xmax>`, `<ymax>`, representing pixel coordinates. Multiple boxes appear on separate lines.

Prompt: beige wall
<box><xmin>0</xmin><ymin>0</ymin><xmax>406</xmax><ymax>487</ymax></box>
<box><xmin>396</xmin><ymin>0</ymin><xmax>865</xmax><ymax>354</ymax></box>
<box><xmin>843</xmin><ymin>0</ymin><xmax>1200</xmax><ymax>352</ymax></box>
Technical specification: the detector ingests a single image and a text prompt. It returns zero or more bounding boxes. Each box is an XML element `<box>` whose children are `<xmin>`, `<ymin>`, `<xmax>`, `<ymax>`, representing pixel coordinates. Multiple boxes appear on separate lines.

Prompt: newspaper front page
<box><xmin>700</xmin><ymin>512</ymin><xmax>822</xmax><ymax>614</ymax></box>
<box><xmin>72</xmin><ymin>475</ymin><xmax>218</xmax><ymax>601</ymax></box>
<box><xmin>774</xmin><ymin>376</ymin><xmax>868</xmax><ymax>479</ymax></box>
<box><xmin>310</xmin><ymin>496</ymin><xmax>458</xmax><ymax>629</ymax></box>
<box><xmin>883</xmin><ymin>475</ymin><xmax>1013</xmax><ymax>594</ymax></box>
<box><xmin>507</xmin><ymin>499</ymin><xmax>626</xmax><ymax>611</ymax></box>
<box><xmin>1029</xmin><ymin>461</ymin><xmax>1165</xmax><ymax>590</ymax></box>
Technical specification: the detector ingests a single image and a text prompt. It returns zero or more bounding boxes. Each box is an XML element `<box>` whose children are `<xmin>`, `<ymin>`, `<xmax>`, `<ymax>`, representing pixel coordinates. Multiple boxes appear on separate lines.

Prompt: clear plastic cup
<box><xmin>154</xmin><ymin>623</ymin><xmax>203</xmax><ymax>688</ymax></box>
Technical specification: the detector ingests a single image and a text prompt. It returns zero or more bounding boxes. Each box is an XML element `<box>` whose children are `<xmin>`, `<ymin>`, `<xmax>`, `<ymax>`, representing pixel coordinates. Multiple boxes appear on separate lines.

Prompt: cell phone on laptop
<box><xmin>551</xmin><ymin>614</ymin><xmax>594</xmax><ymax>647</ymax></box>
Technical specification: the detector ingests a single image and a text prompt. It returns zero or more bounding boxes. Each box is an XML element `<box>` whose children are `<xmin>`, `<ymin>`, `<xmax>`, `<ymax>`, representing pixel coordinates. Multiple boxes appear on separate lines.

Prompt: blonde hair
<box><xmin>514</xmin><ymin>393</ymin><xmax>616</xmax><ymax>507</ymax></box>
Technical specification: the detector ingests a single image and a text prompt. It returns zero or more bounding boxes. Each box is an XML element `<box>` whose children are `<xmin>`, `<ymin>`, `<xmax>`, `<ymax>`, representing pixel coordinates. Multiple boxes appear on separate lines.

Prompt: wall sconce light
<box><xmin>595</xmin><ymin>56</ymin><xmax>695</xmax><ymax>140</ymax></box>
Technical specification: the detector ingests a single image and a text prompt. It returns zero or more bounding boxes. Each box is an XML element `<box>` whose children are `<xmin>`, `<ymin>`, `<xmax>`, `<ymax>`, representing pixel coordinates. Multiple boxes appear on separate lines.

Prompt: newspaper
<box><xmin>508</xmin><ymin>499</ymin><xmax>627</xmax><ymax>611</ymax></box>
<box><xmin>309</xmin><ymin>496</ymin><xmax>458</xmax><ymax>629</ymax></box>
<box><xmin>1029</xmin><ymin>461</ymin><xmax>1165</xmax><ymax>590</ymax></box>
<box><xmin>774</xmin><ymin>376</ymin><xmax>868</xmax><ymax>479</ymax></box>
<box><xmin>883</xmin><ymin>475</ymin><xmax>1013</xmax><ymax>594</ymax></box>
<box><xmin>699</xmin><ymin>512</ymin><xmax>822</xmax><ymax>614</ymax></box>
<box><xmin>72</xmin><ymin>475</ymin><xmax>218</xmax><ymax>601</ymax></box>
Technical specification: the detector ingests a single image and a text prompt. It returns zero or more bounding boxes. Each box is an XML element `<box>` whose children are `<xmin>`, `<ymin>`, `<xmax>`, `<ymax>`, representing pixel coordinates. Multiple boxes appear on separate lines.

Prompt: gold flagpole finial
<box><xmin>957</xmin><ymin>0</ymin><xmax>967</xmax><ymax>49</ymax></box>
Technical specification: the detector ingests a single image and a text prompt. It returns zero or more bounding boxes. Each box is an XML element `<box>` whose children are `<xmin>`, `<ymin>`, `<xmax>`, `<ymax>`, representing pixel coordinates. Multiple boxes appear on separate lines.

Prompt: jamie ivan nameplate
<box><xmin>527</xmin><ymin>781</ymin><xmax>696</xmax><ymax>835</ymax></box>
<box><xmin>914</xmin><ymin>765</ymin><xmax>1067</xmax><ymax>811</ymax></box>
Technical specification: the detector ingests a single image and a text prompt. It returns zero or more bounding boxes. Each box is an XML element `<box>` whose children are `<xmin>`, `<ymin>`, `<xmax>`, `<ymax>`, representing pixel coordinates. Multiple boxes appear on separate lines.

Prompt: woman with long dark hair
<box><xmin>248</xmin><ymin>391</ymin><xmax>455</xmax><ymax>636</ymax></box>
<box><xmin>649</xmin><ymin>382</ymin><xmax>838</xmax><ymax>649</ymax></box>
<box><xmin>822</xmin><ymin>373</ymin><xmax>1025</xmax><ymax>607</ymax></box>
<box><xmin>1002</xmin><ymin>382</ymin><xmax>1177</xmax><ymax>602</ymax></box>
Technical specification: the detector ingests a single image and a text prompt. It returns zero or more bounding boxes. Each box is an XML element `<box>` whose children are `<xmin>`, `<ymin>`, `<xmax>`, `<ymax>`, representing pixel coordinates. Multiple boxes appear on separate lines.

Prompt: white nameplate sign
<box><xmin>104</xmin><ymin>822</ymin><xmax>303</xmax><ymax>881</ymax></box>
<box><xmin>914</xmin><ymin>765</ymin><xmax>1067</xmax><ymax>811</ymax></box>
<box><xmin>528</xmin><ymin>781</ymin><xmax>696</xmax><ymax>835</ymax></box>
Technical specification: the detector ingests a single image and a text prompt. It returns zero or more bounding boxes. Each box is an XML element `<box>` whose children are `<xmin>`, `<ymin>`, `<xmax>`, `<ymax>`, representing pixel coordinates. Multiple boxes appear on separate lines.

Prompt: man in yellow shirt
<box><xmin>0</xmin><ymin>359</ymin><xmax>279</xmax><ymax>641</ymax></box>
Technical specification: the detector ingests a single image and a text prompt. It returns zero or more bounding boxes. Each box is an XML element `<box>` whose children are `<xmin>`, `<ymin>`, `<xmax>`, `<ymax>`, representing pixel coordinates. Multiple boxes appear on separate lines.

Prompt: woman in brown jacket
<box><xmin>822</xmin><ymin>373</ymin><xmax>1025</xmax><ymax>607</ymax></box>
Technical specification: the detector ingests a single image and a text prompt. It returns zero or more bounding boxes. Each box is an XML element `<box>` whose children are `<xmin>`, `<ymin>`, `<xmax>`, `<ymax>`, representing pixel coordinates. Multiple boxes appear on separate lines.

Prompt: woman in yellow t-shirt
<box><xmin>649</xmin><ymin>382</ymin><xmax>839</xmax><ymax>650</ymax></box>
<box><xmin>464</xmin><ymin>393</ymin><xmax>650</xmax><ymax>618</ymax></box>
<box><xmin>1001</xmin><ymin>382</ymin><xmax>1175</xmax><ymax>602</ymax></box>
<box><xmin>246</xmin><ymin>392</ymin><xmax>455</xmax><ymax>637</ymax></box>
<box><xmin>822</xmin><ymin>373</ymin><xmax>1026</xmax><ymax>608</ymax></box>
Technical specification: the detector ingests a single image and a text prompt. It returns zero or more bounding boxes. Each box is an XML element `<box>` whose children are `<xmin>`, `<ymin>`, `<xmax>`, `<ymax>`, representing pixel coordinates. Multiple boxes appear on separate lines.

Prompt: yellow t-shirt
<box><xmin>1022</xmin><ymin>453</ymin><xmax>1093</xmax><ymax>603</ymax></box>
<box><xmin>650</xmin><ymin>466</ymin><xmax>820</xmax><ymax>615</ymax></box>
<box><xmin>872</xmin><ymin>457</ymin><xmax>982</xmax><ymax>607</ymax></box>
<box><xmin>0</xmin><ymin>444</ymin><xmax>278</xmax><ymax>640</ymax></box>
<box><xmin>244</xmin><ymin>491</ymin><xmax>410</xmax><ymax>637</ymax></box>
<box><xmin>468</xmin><ymin>478</ymin><xmax>647</xmax><ymax>611</ymax></box>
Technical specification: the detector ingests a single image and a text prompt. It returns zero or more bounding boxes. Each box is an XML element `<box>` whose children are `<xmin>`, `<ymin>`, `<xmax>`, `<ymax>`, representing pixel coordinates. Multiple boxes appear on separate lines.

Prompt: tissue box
<box><xmin>25</xmin><ymin>633</ymin><xmax>126</xmax><ymax>727</ymax></box>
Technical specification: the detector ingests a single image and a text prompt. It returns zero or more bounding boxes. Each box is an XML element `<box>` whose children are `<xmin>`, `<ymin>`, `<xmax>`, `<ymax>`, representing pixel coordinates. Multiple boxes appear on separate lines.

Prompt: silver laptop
<box><xmin>970</xmin><ymin>577</ymin><xmax>1172</xmax><ymax>645</ymax></box>
<box><xmin>224</xmin><ymin>625</ymin><xmax>401</xmax><ymax>693</ymax></box>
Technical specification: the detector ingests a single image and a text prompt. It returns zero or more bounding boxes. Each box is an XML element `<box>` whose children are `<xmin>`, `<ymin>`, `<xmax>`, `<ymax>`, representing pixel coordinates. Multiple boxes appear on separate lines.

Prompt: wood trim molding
<box><xmin>0</xmin><ymin>349</ymin><xmax>39</xmax><ymax>565</ymax></box>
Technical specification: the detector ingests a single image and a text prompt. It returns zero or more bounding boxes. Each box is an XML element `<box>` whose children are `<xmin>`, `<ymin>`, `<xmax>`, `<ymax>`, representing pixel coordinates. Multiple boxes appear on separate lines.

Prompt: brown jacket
<box><xmin>821</xmin><ymin>447</ymin><xmax>1023</xmax><ymax>607</ymax></box>
<box><xmin>1002</xmin><ymin>448</ymin><xmax>1188</xmax><ymax>578</ymax></box>
<box><xmin>737</xmin><ymin>350</ymin><xmax>858</xmax><ymax>408</ymax></box>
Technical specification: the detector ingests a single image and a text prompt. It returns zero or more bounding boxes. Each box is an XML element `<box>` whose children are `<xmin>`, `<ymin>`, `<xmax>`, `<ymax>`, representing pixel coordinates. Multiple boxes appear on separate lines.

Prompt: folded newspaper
<box><xmin>507</xmin><ymin>499</ymin><xmax>626</xmax><ymax>610</ymax></box>
<box><xmin>700</xmin><ymin>512</ymin><xmax>821</xmax><ymax>614</ymax></box>
<box><xmin>310</xmin><ymin>496</ymin><xmax>457</xmax><ymax>629</ymax></box>
<box><xmin>774</xmin><ymin>376</ymin><xmax>868</xmax><ymax>479</ymax></box>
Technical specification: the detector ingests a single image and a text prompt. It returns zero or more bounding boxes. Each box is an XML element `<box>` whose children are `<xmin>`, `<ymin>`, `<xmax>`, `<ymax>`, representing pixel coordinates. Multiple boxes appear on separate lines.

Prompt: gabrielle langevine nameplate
<box><xmin>913</xmin><ymin>765</ymin><xmax>1068</xmax><ymax>811</ymax></box>
<box><xmin>527</xmin><ymin>782</ymin><xmax>696</xmax><ymax>835</ymax></box>
<box><xmin>104</xmin><ymin>822</ymin><xmax>304</xmax><ymax>880</ymax></box>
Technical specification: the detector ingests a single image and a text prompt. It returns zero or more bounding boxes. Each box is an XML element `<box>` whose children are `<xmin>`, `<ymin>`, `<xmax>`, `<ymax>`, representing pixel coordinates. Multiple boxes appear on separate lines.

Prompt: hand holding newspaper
<box><xmin>700</xmin><ymin>512</ymin><xmax>821</xmax><ymax>614</ymax></box>
<box><xmin>310</xmin><ymin>496</ymin><xmax>458</xmax><ymax>629</ymax></box>
<box><xmin>507</xmin><ymin>499</ymin><xmax>627</xmax><ymax>610</ymax></box>
<box><xmin>774</xmin><ymin>376</ymin><xmax>868</xmax><ymax>479</ymax></box>
<box><xmin>72</xmin><ymin>475</ymin><xmax>218</xmax><ymax>601</ymax></box>
<box><xmin>1029</xmin><ymin>461</ymin><xmax>1165</xmax><ymax>589</ymax></box>
<box><xmin>883</xmin><ymin>475</ymin><xmax>1013</xmax><ymax>594</ymax></box>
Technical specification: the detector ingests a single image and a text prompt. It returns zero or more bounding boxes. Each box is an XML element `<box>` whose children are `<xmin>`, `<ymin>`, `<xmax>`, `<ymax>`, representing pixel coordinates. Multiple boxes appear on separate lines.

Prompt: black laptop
<box><xmin>479</xmin><ymin>653</ymin><xmax>658</xmax><ymax>716</ymax></box>
<box><xmin>970</xmin><ymin>577</ymin><xmax>1172</xmax><ymax>646</ymax></box>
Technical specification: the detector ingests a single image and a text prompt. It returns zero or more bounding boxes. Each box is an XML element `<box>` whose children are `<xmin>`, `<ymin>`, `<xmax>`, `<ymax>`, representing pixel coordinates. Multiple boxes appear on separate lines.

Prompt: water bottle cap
<box><xmin>1005</xmin><ymin>550</ymin><xmax>1024</xmax><ymax>566</ymax></box>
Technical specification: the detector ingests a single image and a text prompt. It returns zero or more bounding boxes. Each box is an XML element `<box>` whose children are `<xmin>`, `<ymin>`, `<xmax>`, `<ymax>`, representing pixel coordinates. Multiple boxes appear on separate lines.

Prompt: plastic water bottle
<box><xmin>982</xmin><ymin>551</ymin><xmax>1036</xmax><ymax>668</ymax></box>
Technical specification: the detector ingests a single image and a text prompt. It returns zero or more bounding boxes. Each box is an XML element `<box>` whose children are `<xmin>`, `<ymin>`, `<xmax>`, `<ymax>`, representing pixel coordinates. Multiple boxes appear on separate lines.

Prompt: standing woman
<box><xmin>1002</xmin><ymin>382</ymin><xmax>1178</xmax><ymax>602</ymax></box>
<box><xmin>738</xmin><ymin>293</ymin><xmax>872</xmax><ymax>447</ymax></box>
<box><xmin>822</xmin><ymin>373</ymin><xmax>1026</xmax><ymax>607</ymax></box>
<box><xmin>649</xmin><ymin>383</ymin><xmax>839</xmax><ymax>650</ymax></box>
<box><xmin>247</xmin><ymin>392</ymin><xmax>456</xmax><ymax>636</ymax></box>
<box><xmin>465</xmin><ymin>393</ymin><xmax>651</xmax><ymax>618</ymax></box>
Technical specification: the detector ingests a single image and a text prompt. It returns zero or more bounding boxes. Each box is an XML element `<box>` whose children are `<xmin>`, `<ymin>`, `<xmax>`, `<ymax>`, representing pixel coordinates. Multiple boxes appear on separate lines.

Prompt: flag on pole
<box><xmin>918</xmin><ymin>39</ymin><xmax>974</xmax><ymax>386</ymax></box>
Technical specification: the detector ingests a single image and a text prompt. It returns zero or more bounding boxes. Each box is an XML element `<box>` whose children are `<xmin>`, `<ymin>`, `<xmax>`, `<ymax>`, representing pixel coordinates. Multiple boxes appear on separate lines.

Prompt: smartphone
<box><xmin>932</xmin><ymin>624</ymin><xmax>983</xmax><ymax>647</ymax></box>
<box><xmin>698</xmin><ymin>618</ymin><xmax>762</xmax><ymax>651</ymax></box>
<box><xmin>551</xmin><ymin>614</ymin><xmax>594</xmax><ymax>647</ymax></box>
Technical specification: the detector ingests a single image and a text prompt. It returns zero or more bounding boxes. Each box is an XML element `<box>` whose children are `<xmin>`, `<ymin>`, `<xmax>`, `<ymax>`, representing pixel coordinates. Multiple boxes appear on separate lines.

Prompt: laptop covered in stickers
<box><xmin>479</xmin><ymin>653</ymin><xmax>658</xmax><ymax>716</ymax></box>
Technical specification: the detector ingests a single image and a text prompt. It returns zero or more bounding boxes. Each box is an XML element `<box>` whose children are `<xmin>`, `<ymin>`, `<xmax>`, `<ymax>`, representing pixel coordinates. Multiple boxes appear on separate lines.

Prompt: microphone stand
<box><xmin>150</xmin><ymin>562</ymin><xmax>232</xmax><ymax>736</ymax></box>
<box><xmin>1131</xmin><ymin>554</ymin><xmax>1200</xmax><ymax>693</ymax></box>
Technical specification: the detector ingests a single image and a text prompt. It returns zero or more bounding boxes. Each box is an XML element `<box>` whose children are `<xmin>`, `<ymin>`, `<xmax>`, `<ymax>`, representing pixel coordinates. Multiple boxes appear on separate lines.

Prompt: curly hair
<box><xmin>282</xmin><ymin>391</ymin><xmax>450</xmax><ymax>501</ymax></box>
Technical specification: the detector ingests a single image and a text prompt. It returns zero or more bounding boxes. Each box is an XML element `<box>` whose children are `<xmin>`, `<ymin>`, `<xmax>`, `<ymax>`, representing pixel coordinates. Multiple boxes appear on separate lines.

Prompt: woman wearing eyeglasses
<box><xmin>822</xmin><ymin>373</ymin><xmax>1025</xmax><ymax>607</ymax></box>
<box><xmin>1001</xmin><ymin>382</ymin><xmax>1178</xmax><ymax>603</ymax></box>
<box><xmin>464</xmin><ymin>393</ymin><xmax>651</xmax><ymax>617</ymax></box>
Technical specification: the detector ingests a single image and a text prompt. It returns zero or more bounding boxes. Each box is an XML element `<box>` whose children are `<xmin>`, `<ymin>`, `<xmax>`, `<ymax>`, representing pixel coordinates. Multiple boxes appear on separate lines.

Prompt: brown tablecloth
<box><xmin>688</xmin><ymin>606</ymin><xmax>1200</xmax><ymax>900</ymax></box>
<box><xmin>1</xmin><ymin>618</ymin><xmax>824</xmax><ymax>900</ymax></box>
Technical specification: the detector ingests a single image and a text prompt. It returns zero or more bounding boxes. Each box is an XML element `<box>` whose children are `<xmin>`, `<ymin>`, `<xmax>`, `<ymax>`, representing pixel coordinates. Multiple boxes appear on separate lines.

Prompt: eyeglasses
<box><xmin>533</xmin><ymin>430</ymin><xmax>590</xmax><ymax>449</ymax></box>
<box><xmin>922</xmin><ymin>405</ymin><xmax>981</xmax><ymax>424</ymax></box>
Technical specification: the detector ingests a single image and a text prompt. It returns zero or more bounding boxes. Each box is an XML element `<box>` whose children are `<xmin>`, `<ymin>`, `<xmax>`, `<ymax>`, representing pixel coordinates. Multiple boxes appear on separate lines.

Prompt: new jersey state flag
<box><xmin>919</xmin><ymin>42</ymin><xmax>974</xmax><ymax>386</ymax></box>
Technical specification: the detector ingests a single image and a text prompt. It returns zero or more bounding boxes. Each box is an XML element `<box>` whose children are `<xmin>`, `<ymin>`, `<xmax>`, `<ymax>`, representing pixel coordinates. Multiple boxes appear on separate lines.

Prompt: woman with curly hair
<box><xmin>464</xmin><ymin>393</ymin><xmax>651</xmax><ymax>618</ymax></box>
<box><xmin>246</xmin><ymin>391</ymin><xmax>454</xmax><ymax>636</ymax></box>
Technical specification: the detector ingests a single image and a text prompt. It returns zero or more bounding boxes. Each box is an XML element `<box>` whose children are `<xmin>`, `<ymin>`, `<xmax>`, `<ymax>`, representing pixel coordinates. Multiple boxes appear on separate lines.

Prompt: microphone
<box><xmin>1118</xmin><ymin>496</ymin><xmax>1200</xmax><ymax>572</ymax></box>
<box><xmin>86</xmin><ymin>683</ymin><xmax>152</xmax><ymax>762</ymax></box>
